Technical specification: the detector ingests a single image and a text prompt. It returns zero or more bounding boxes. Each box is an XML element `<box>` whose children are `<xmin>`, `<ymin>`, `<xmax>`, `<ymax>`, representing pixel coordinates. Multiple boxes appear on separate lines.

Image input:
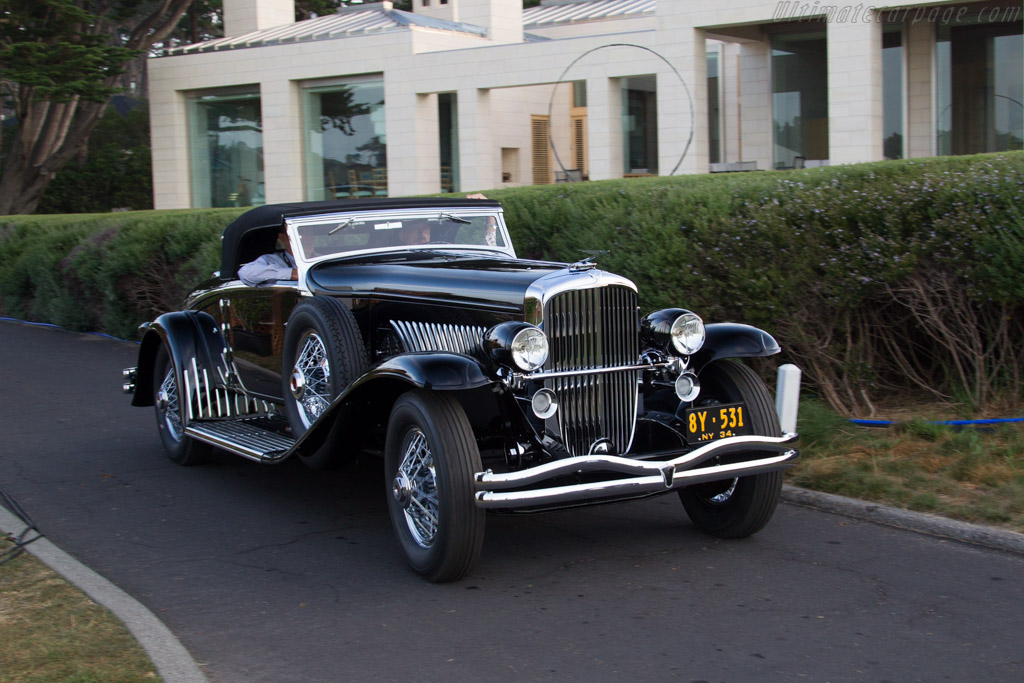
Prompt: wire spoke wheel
<box><xmin>293</xmin><ymin>331</ymin><xmax>331</xmax><ymax>429</ymax></box>
<box><xmin>394</xmin><ymin>428</ymin><xmax>440</xmax><ymax>548</ymax></box>
<box><xmin>693</xmin><ymin>477</ymin><xmax>739</xmax><ymax>505</ymax></box>
<box><xmin>153</xmin><ymin>345</ymin><xmax>210</xmax><ymax>466</ymax></box>
<box><xmin>158</xmin><ymin>365</ymin><xmax>184</xmax><ymax>442</ymax></box>
<box><xmin>385</xmin><ymin>391</ymin><xmax>484</xmax><ymax>582</ymax></box>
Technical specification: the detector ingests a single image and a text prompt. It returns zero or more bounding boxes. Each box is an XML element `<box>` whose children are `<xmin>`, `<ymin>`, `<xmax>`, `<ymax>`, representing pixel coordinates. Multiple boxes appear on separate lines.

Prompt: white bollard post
<box><xmin>775</xmin><ymin>364</ymin><xmax>801</xmax><ymax>434</ymax></box>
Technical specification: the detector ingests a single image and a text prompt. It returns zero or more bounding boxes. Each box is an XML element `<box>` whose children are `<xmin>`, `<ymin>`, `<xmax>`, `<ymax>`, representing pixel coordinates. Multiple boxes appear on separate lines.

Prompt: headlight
<box><xmin>670</xmin><ymin>313</ymin><xmax>705</xmax><ymax>355</ymax></box>
<box><xmin>641</xmin><ymin>308</ymin><xmax>706</xmax><ymax>356</ymax></box>
<box><xmin>510</xmin><ymin>326</ymin><xmax>549</xmax><ymax>371</ymax></box>
<box><xmin>484</xmin><ymin>322</ymin><xmax>549</xmax><ymax>372</ymax></box>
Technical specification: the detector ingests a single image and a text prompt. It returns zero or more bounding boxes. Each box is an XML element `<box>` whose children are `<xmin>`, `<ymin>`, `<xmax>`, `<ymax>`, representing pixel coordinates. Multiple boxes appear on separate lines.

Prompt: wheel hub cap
<box><xmin>289</xmin><ymin>368</ymin><xmax>306</xmax><ymax>399</ymax></box>
<box><xmin>392</xmin><ymin>471</ymin><xmax>412</xmax><ymax>508</ymax></box>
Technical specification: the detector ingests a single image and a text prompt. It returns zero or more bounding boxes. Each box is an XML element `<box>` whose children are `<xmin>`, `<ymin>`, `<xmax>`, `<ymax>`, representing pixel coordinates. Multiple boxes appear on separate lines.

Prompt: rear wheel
<box><xmin>679</xmin><ymin>360</ymin><xmax>782</xmax><ymax>538</ymax></box>
<box><xmin>153</xmin><ymin>346</ymin><xmax>211</xmax><ymax>466</ymax></box>
<box><xmin>385</xmin><ymin>390</ymin><xmax>485</xmax><ymax>582</ymax></box>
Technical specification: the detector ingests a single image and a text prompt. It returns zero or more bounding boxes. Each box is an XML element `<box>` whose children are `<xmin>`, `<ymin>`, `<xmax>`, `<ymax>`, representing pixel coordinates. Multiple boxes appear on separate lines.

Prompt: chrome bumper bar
<box><xmin>474</xmin><ymin>432</ymin><xmax>799</xmax><ymax>509</ymax></box>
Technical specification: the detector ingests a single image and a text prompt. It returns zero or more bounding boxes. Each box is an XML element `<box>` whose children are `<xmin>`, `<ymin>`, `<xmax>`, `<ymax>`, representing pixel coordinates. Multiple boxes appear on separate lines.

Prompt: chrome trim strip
<box><xmin>391</xmin><ymin>320</ymin><xmax>485</xmax><ymax>355</ymax></box>
<box><xmin>183</xmin><ymin>362</ymin><xmax>193</xmax><ymax>423</ymax></box>
<box><xmin>473</xmin><ymin>433</ymin><xmax>799</xmax><ymax>509</ymax></box>
<box><xmin>520</xmin><ymin>361</ymin><xmax>666</xmax><ymax>381</ymax></box>
<box><xmin>523</xmin><ymin>268</ymin><xmax>637</xmax><ymax>326</ymax></box>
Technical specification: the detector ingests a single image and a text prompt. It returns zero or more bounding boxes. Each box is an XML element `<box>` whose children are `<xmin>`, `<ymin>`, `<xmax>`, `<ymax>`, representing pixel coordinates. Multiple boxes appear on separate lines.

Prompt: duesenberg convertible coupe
<box><xmin>123</xmin><ymin>197</ymin><xmax>800</xmax><ymax>582</ymax></box>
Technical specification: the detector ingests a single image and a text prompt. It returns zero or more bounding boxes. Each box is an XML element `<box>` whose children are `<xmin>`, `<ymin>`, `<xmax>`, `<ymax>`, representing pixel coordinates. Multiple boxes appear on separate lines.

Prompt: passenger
<box><xmin>399</xmin><ymin>220</ymin><xmax>431</xmax><ymax>245</ymax></box>
<box><xmin>466</xmin><ymin>193</ymin><xmax>497</xmax><ymax>246</ymax></box>
<box><xmin>238</xmin><ymin>225</ymin><xmax>298</xmax><ymax>286</ymax></box>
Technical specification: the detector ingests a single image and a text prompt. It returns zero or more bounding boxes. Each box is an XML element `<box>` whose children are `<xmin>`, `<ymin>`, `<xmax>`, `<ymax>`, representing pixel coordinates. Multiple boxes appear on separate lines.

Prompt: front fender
<box><xmin>690</xmin><ymin>322</ymin><xmax>781</xmax><ymax>372</ymax></box>
<box><xmin>351</xmin><ymin>352</ymin><xmax>493</xmax><ymax>391</ymax></box>
<box><xmin>132</xmin><ymin>311</ymin><xmax>226</xmax><ymax>407</ymax></box>
<box><xmin>295</xmin><ymin>352</ymin><xmax>497</xmax><ymax>457</ymax></box>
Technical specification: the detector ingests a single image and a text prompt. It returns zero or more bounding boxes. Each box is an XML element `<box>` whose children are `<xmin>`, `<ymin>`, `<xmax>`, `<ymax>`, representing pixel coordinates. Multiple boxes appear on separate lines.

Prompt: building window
<box><xmin>439</xmin><ymin>92</ymin><xmax>459</xmax><ymax>193</ymax></box>
<box><xmin>622</xmin><ymin>75</ymin><xmax>658</xmax><ymax>175</ymax></box>
<box><xmin>188</xmin><ymin>91</ymin><xmax>263</xmax><ymax>208</ymax></box>
<box><xmin>771</xmin><ymin>30</ymin><xmax>828</xmax><ymax>169</ymax></box>
<box><xmin>707</xmin><ymin>49</ymin><xmax>722</xmax><ymax>165</ymax></box>
<box><xmin>937</xmin><ymin>18</ymin><xmax>1023</xmax><ymax>156</ymax></box>
<box><xmin>882</xmin><ymin>25</ymin><xmax>904</xmax><ymax>159</ymax></box>
<box><xmin>303</xmin><ymin>78</ymin><xmax>386</xmax><ymax>200</ymax></box>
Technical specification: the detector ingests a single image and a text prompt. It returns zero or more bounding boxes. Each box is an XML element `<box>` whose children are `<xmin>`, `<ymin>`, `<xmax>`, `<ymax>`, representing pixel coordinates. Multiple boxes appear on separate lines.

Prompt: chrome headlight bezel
<box><xmin>510</xmin><ymin>326</ymin><xmax>549</xmax><ymax>371</ymax></box>
<box><xmin>670</xmin><ymin>312</ymin><xmax>705</xmax><ymax>356</ymax></box>
<box><xmin>641</xmin><ymin>308</ymin><xmax>705</xmax><ymax>357</ymax></box>
<box><xmin>484</xmin><ymin>321</ymin><xmax>549</xmax><ymax>372</ymax></box>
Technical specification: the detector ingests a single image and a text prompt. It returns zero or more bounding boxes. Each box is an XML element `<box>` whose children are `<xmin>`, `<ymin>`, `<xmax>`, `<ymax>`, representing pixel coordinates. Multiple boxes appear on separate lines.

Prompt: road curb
<box><xmin>0</xmin><ymin>508</ymin><xmax>208</xmax><ymax>683</ymax></box>
<box><xmin>782</xmin><ymin>485</ymin><xmax>1024</xmax><ymax>555</ymax></box>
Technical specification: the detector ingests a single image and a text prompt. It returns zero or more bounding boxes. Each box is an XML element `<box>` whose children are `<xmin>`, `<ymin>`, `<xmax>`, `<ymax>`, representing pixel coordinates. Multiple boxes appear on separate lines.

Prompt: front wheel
<box><xmin>679</xmin><ymin>360</ymin><xmax>783</xmax><ymax>538</ymax></box>
<box><xmin>385</xmin><ymin>391</ymin><xmax>485</xmax><ymax>582</ymax></box>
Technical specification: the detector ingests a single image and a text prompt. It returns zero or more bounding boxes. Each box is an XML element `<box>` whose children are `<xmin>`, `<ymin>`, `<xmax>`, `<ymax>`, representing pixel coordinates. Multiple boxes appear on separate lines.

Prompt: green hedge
<box><xmin>2</xmin><ymin>153</ymin><xmax>1022</xmax><ymax>415</ymax></box>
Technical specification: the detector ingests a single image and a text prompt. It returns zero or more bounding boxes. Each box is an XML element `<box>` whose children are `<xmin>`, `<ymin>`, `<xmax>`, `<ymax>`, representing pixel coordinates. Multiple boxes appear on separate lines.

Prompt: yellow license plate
<box><xmin>685</xmin><ymin>403</ymin><xmax>750</xmax><ymax>443</ymax></box>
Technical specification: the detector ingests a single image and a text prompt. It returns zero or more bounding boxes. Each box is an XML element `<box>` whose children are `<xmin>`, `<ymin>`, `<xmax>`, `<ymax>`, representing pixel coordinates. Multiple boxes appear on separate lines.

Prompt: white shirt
<box><xmin>238</xmin><ymin>251</ymin><xmax>296</xmax><ymax>287</ymax></box>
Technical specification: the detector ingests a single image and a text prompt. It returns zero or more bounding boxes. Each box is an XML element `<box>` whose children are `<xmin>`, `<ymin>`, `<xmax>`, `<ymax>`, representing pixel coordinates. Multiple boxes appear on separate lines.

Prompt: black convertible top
<box><xmin>219</xmin><ymin>197</ymin><xmax>502</xmax><ymax>281</ymax></box>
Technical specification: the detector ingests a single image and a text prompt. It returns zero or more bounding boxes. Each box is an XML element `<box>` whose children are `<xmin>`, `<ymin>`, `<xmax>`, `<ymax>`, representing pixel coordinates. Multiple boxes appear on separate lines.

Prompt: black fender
<box><xmin>132</xmin><ymin>311</ymin><xmax>228</xmax><ymax>407</ymax></box>
<box><xmin>295</xmin><ymin>352</ymin><xmax>497</xmax><ymax>457</ymax></box>
<box><xmin>690</xmin><ymin>323</ymin><xmax>781</xmax><ymax>374</ymax></box>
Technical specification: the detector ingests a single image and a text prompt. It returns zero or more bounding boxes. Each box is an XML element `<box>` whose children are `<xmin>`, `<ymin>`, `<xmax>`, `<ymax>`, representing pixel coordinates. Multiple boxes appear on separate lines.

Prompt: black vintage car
<box><xmin>123</xmin><ymin>197</ymin><xmax>800</xmax><ymax>582</ymax></box>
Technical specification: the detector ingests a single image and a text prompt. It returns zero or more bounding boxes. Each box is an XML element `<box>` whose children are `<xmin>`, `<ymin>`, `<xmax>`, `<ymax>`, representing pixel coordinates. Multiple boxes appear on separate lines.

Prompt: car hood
<box><xmin>306</xmin><ymin>252</ymin><xmax>565</xmax><ymax>312</ymax></box>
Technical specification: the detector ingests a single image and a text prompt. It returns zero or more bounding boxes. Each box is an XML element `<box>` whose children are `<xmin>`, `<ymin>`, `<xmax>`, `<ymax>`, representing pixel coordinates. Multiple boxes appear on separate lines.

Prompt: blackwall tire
<box><xmin>153</xmin><ymin>345</ymin><xmax>212</xmax><ymax>466</ymax></box>
<box><xmin>385</xmin><ymin>390</ymin><xmax>485</xmax><ymax>583</ymax></box>
<box><xmin>282</xmin><ymin>297</ymin><xmax>367</xmax><ymax>470</ymax></box>
<box><xmin>679</xmin><ymin>360</ymin><xmax>783</xmax><ymax>538</ymax></box>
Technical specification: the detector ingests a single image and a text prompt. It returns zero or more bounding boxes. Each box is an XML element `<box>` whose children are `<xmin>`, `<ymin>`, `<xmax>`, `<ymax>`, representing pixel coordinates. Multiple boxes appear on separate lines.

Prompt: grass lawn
<box><xmin>790</xmin><ymin>399</ymin><xmax>1024</xmax><ymax>532</ymax></box>
<box><xmin>0</xmin><ymin>537</ymin><xmax>160</xmax><ymax>683</ymax></box>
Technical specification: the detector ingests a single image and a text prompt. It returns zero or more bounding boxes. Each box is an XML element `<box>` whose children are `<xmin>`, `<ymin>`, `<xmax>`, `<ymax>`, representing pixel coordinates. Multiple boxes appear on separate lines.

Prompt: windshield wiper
<box><xmin>328</xmin><ymin>219</ymin><xmax>353</xmax><ymax>235</ymax></box>
<box><xmin>438</xmin><ymin>212</ymin><xmax>471</xmax><ymax>225</ymax></box>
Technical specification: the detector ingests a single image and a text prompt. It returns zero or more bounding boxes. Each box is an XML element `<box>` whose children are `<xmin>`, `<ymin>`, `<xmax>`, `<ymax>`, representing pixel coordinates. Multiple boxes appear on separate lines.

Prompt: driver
<box><xmin>398</xmin><ymin>220</ymin><xmax>431</xmax><ymax>245</ymax></box>
<box><xmin>238</xmin><ymin>225</ymin><xmax>298</xmax><ymax>286</ymax></box>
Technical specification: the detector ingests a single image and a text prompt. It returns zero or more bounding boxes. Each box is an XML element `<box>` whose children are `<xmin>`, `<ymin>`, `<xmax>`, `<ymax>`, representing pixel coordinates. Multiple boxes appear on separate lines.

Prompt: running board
<box><xmin>185</xmin><ymin>420</ymin><xmax>295</xmax><ymax>463</ymax></box>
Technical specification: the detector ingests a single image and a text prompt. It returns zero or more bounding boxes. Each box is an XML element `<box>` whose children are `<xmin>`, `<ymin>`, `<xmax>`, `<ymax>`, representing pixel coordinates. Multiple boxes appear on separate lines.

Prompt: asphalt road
<box><xmin>2</xmin><ymin>320</ymin><xmax>1022</xmax><ymax>682</ymax></box>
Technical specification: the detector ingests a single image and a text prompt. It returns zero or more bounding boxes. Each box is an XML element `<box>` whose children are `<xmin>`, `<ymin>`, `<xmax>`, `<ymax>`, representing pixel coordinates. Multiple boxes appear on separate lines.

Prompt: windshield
<box><xmin>290</xmin><ymin>210</ymin><xmax>511</xmax><ymax>263</ymax></box>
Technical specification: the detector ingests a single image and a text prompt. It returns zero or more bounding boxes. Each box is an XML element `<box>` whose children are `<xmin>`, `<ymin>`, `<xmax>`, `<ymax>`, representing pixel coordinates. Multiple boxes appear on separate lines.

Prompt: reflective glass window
<box><xmin>772</xmin><ymin>31</ymin><xmax>829</xmax><ymax>169</ymax></box>
<box><xmin>622</xmin><ymin>75</ymin><xmax>658</xmax><ymax>175</ymax></box>
<box><xmin>883</xmin><ymin>25</ymin><xmax>904</xmax><ymax>159</ymax></box>
<box><xmin>304</xmin><ymin>79</ymin><xmax>387</xmax><ymax>200</ymax></box>
<box><xmin>708</xmin><ymin>50</ymin><xmax>721</xmax><ymax>165</ymax></box>
<box><xmin>188</xmin><ymin>92</ymin><xmax>263</xmax><ymax>208</ymax></box>
<box><xmin>937</xmin><ymin>19</ymin><xmax>1023</xmax><ymax>155</ymax></box>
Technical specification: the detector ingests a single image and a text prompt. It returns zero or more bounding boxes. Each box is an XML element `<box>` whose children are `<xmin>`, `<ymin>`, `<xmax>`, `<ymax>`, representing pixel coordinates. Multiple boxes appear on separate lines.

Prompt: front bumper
<box><xmin>474</xmin><ymin>432</ymin><xmax>799</xmax><ymax>509</ymax></box>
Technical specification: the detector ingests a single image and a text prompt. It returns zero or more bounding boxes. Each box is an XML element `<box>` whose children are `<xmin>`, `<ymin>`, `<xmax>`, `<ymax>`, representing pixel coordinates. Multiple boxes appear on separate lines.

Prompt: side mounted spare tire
<box><xmin>282</xmin><ymin>296</ymin><xmax>367</xmax><ymax>468</ymax></box>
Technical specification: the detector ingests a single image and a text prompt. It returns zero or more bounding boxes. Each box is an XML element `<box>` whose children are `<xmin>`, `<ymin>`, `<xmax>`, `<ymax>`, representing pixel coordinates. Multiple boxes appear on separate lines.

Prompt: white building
<box><xmin>149</xmin><ymin>0</ymin><xmax>1024</xmax><ymax>209</ymax></box>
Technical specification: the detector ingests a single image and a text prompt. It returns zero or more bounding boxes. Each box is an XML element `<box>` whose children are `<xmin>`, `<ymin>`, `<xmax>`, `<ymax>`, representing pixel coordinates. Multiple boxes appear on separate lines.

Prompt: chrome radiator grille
<box><xmin>543</xmin><ymin>285</ymin><xmax>640</xmax><ymax>456</ymax></box>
